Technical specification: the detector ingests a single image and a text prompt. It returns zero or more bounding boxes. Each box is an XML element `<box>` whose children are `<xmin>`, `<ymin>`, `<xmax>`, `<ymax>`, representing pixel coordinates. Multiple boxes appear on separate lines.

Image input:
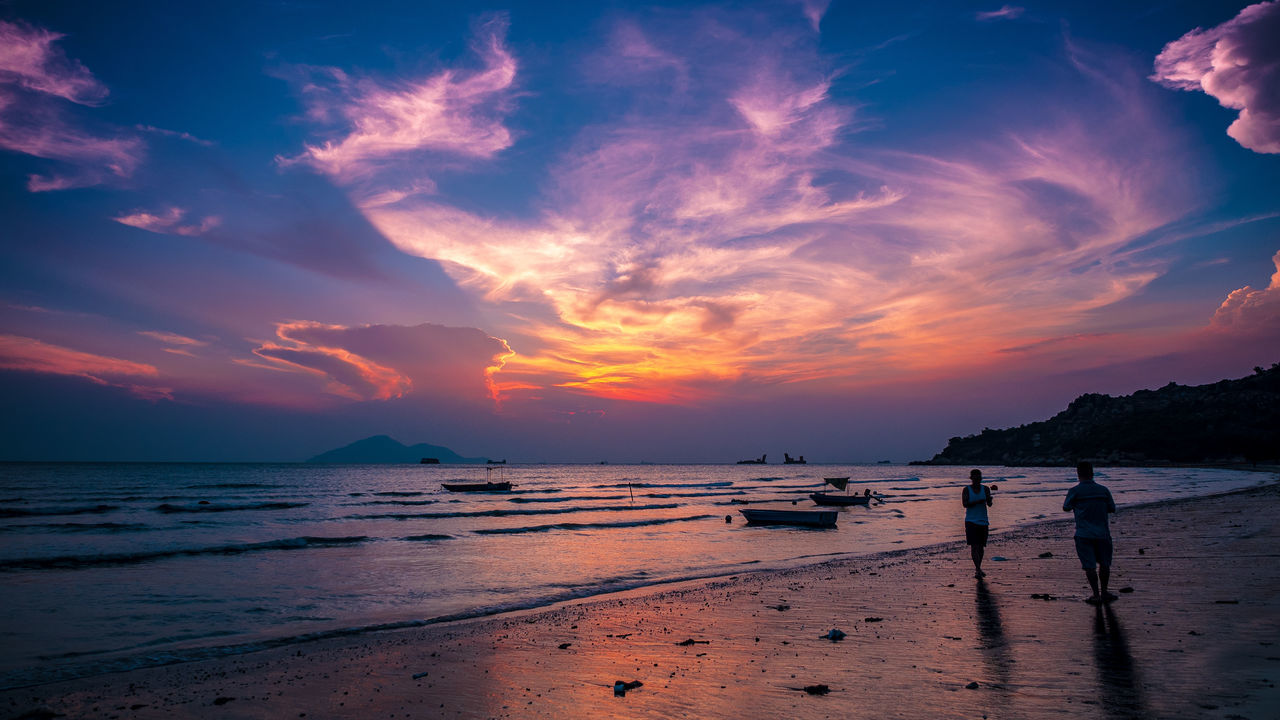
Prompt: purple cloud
<box><xmin>113</xmin><ymin>207</ymin><xmax>221</xmax><ymax>236</ymax></box>
<box><xmin>280</xmin><ymin>16</ymin><xmax>517</xmax><ymax>186</ymax></box>
<box><xmin>1152</xmin><ymin>1</ymin><xmax>1280</xmax><ymax>153</ymax></box>
<box><xmin>977</xmin><ymin>5</ymin><xmax>1026</xmax><ymax>21</ymax></box>
<box><xmin>0</xmin><ymin>20</ymin><xmax>144</xmax><ymax>191</ymax></box>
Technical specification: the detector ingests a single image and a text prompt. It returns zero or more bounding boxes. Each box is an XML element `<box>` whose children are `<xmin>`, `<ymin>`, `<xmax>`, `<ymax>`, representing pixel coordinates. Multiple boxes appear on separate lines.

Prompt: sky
<box><xmin>1</xmin><ymin>0</ymin><xmax>1277</xmax><ymax>462</ymax></box>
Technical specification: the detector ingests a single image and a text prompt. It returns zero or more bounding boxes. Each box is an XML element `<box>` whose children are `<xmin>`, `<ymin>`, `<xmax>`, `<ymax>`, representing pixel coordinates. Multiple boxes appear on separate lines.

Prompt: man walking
<box><xmin>962</xmin><ymin>469</ymin><xmax>994</xmax><ymax>578</ymax></box>
<box><xmin>1063</xmin><ymin>461</ymin><xmax>1118</xmax><ymax>604</ymax></box>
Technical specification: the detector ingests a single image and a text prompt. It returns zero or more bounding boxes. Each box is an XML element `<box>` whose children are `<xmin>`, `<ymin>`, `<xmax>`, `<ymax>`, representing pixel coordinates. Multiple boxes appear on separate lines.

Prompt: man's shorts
<box><xmin>1074</xmin><ymin>536</ymin><xmax>1113</xmax><ymax>570</ymax></box>
<box><xmin>964</xmin><ymin>521</ymin><xmax>989</xmax><ymax>546</ymax></box>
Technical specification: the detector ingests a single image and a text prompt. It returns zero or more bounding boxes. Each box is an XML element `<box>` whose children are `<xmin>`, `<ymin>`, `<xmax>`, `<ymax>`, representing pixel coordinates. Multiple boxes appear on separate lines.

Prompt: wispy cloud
<box><xmin>0</xmin><ymin>334</ymin><xmax>169</xmax><ymax>399</ymax></box>
<box><xmin>135</xmin><ymin>124</ymin><xmax>214</xmax><ymax>146</ymax></box>
<box><xmin>113</xmin><ymin>207</ymin><xmax>221</xmax><ymax>236</ymax></box>
<box><xmin>977</xmin><ymin>5</ymin><xmax>1025</xmax><ymax>21</ymax></box>
<box><xmin>0</xmin><ymin>20</ymin><xmax>144</xmax><ymax>191</ymax></box>
<box><xmin>138</xmin><ymin>330</ymin><xmax>209</xmax><ymax>347</ymax></box>
<box><xmin>279</xmin><ymin>15</ymin><xmax>517</xmax><ymax>185</ymax></box>
<box><xmin>1152</xmin><ymin>1</ymin><xmax>1280</xmax><ymax>154</ymax></box>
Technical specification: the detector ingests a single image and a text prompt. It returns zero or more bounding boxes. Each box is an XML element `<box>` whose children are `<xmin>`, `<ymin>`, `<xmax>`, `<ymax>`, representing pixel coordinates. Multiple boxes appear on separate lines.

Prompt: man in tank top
<box><xmin>962</xmin><ymin>469</ymin><xmax>994</xmax><ymax>578</ymax></box>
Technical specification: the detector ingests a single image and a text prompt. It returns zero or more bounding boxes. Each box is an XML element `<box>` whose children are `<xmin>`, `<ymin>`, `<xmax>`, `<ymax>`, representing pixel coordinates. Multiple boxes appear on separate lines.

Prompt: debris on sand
<box><xmin>676</xmin><ymin>638</ymin><xmax>710</xmax><ymax>646</ymax></box>
<box><xmin>558</xmin><ymin>643</ymin><xmax>572</xmax><ymax>649</ymax></box>
<box><xmin>863</xmin><ymin>617</ymin><xmax>883</xmax><ymax>622</ymax></box>
<box><xmin>412</xmin><ymin>671</ymin><xmax>430</xmax><ymax>679</ymax></box>
<box><xmin>802</xmin><ymin>684</ymin><xmax>831</xmax><ymax>695</ymax></box>
<box><xmin>965</xmin><ymin>681</ymin><xmax>980</xmax><ymax>690</ymax></box>
<box><xmin>1030</xmin><ymin>593</ymin><xmax>1057</xmax><ymax>601</ymax></box>
<box><xmin>1038</xmin><ymin>551</ymin><xmax>1053</xmax><ymax>558</ymax></box>
<box><xmin>613</xmin><ymin>680</ymin><xmax>643</xmax><ymax>696</ymax></box>
<box><xmin>212</xmin><ymin>697</ymin><xmax>235</xmax><ymax>706</ymax></box>
<box><xmin>821</xmin><ymin>628</ymin><xmax>847</xmax><ymax>641</ymax></box>
<box><xmin>1119</xmin><ymin>586</ymin><xmax>1135</xmax><ymax>593</ymax></box>
<box><xmin>767</xmin><ymin>604</ymin><xmax>790</xmax><ymax>611</ymax></box>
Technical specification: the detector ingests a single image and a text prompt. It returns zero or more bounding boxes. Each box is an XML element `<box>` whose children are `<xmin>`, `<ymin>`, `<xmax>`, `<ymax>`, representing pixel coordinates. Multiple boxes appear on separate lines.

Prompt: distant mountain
<box><xmin>307</xmin><ymin>435</ymin><xmax>490</xmax><ymax>464</ymax></box>
<box><xmin>914</xmin><ymin>363</ymin><xmax>1280</xmax><ymax>466</ymax></box>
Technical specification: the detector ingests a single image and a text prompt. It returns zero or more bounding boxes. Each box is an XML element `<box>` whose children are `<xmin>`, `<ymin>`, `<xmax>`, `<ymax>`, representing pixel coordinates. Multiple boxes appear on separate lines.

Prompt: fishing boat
<box><xmin>810</xmin><ymin>477</ymin><xmax>872</xmax><ymax>506</ymax></box>
<box><xmin>739</xmin><ymin>509</ymin><xmax>837</xmax><ymax>527</ymax></box>
<box><xmin>441</xmin><ymin>481</ymin><xmax>512</xmax><ymax>492</ymax></box>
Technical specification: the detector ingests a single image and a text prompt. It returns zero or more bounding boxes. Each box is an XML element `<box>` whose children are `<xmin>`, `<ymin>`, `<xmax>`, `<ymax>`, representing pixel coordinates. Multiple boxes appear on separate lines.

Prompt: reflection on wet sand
<box><xmin>974</xmin><ymin>578</ymin><xmax>1012</xmax><ymax>690</ymax></box>
<box><xmin>1092</xmin><ymin>603</ymin><xmax>1146</xmax><ymax>719</ymax></box>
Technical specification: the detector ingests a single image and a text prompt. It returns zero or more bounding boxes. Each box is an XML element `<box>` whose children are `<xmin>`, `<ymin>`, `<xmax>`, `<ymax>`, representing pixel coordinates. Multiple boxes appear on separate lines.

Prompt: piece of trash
<box><xmin>863</xmin><ymin>617</ymin><xmax>883</xmax><ymax>622</ymax></box>
<box><xmin>558</xmin><ymin>643</ymin><xmax>572</xmax><ymax>650</ymax></box>
<box><xmin>991</xmin><ymin>556</ymin><xmax>1008</xmax><ymax>562</ymax></box>
<box><xmin>1038</xmin><ymin>552</ymin><xmax>1053</xmax><ymax>558</ymax></box>
<box><xmin>802</xmin><ymin>684</ymin><xmax>830</xmax><ymax>695</ymax></box>
<box><xmin>212</xmin><ymin>697</ymin><xmax>235</xmax><ymax>706</ymax></box>
<box><xmin>821</xmin><ymin>629</ymin><xmax>846</xmax><ymax>641</ymax></box>
<box><xmin>768</xmin><ymin>604</ymin><xmax>790</xmax><ymax>611</ymax></box>
<box><xmin>1214</xmin><ymin>599</ymin><xmax>1240</xmax><ymax>604</ymax></box>
<box><xmin>965</xmin><ymin>681</ymin><xmax>980</xmax><ymax>690</ymax></box>
<box><xmin>1189</xmin><ymin>630</ymin><xmax>1202</xmax><ymax>636</ymax></box>
<box><xmin>676</xmin><ymin>638</ymin><xmax>710</xmax><ymax>646</ymax></box>
<box><xmin>1138</xmin><ymin>548</ymin><xmax>1146</xmax><ymax>555</ymax></box>
<box><xmin>1119</xmin><ymin>587</ymin><xmax>1135</xmax><ymax>593</ymax></box>
<box><xmin>1031</xmin><ymin>593</ymin><xmax>1057</xmax><ymax>601</ymax></box>
<box><xmin>725</xmin><ymin>515</ymin><xmax>732</xmax><ymax>523</ymax></box>
<box><xmin>613</xmin><ymin>680</ymin><xmax>643</xmax><ymax>696</ymax></box>
<box><xmin>412</xmin><ymin>671</ymin><xmax>430</xmax><ymax>679</ymax></box>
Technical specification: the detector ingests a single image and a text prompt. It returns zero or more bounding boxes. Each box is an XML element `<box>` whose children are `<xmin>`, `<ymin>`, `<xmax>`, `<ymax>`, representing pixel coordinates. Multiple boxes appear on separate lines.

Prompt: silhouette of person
<box><xmin>1091</xmin><ymin>603</ymin><xmax>1145</xmax><ymax>717</ymax></box>
<box><xmin>962</xmin><ymin>469</ymin><xmax>994</xmax><ymax>578</ymax></box>
<box><xmin>1063</xmin><ymin>461</ymin><xmax>1117</xmax><ymax>604</ymax></box>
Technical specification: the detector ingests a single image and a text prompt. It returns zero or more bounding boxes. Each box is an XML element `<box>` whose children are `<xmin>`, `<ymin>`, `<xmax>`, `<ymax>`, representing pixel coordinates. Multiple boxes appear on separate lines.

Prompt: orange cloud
<box><xmin>0</xmin><ymin>334</ymin><xmax>167</xmax><ymax>398</ymax></box>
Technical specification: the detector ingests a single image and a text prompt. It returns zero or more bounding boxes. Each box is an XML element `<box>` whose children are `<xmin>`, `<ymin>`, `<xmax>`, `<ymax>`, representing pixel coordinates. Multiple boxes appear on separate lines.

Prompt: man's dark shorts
<box><xmin>1074</xmin><ymin>536</ymin><xmax>1113</xmax><ymax>570</ymax></box>
<box><xmin>965</xmin><ymin>521</ymin><xmax>989</xmax><ymax>546</ymax></box>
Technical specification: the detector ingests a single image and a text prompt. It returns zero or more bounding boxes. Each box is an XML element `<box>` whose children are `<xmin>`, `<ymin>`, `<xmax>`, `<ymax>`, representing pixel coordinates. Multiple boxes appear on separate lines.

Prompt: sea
<box><xmin>0</xmin><ymin>462</ymin><xmax>1268</xmax><ymax>689</ymax></box>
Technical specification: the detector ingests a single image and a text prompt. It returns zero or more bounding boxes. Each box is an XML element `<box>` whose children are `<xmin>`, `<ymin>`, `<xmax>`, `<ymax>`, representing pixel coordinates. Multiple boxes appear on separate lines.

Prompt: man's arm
<box><xmin>1063</xmin><ymin>487</ymin><xmax>1076</xmax><ymax>512</ymax></box>
<box><xmin>1106</xmin><ymin>489</ymin><xmax>1116</xmax><ymax>514</ymax></box>
<box><xmin>985</xmin><ymin>486</ymin><xmax>993</xmax><ymax>506</ymax></box>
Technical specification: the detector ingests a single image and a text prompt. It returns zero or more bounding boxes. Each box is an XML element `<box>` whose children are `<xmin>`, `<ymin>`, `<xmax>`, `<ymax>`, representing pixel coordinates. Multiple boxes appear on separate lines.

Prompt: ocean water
<box><xmin>0</xmin><ymin>462</ymin><xmax>1267</xmax><ymax>688</ymax></box>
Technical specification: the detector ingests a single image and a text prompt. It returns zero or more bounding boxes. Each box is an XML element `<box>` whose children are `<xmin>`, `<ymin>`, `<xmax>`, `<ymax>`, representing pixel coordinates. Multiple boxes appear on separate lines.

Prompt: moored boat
<box><xmin>739</xmin><ymin>509</ymin><xmax>837</xmax><ymax>527</ymax></box>
<box><xmin>441</xmin><ymin>481</ymin><xmax>513</xmax><ymax>492</ymax></box>
<box><xmin>809</xmin><ymin>492</ymin><xmax>871</xmax><ymax>506</ymax></box>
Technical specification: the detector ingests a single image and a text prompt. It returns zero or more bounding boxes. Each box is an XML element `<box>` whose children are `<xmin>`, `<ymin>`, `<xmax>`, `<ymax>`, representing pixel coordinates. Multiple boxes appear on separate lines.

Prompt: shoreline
<box><xmin>4</xmin><ymin>478</ymin><xmax>1279</xmax><ymax>717</ymax></box>
<box><xmin>6</xmin><ymin>475</ymin><xmax>1272</xmax><ymax>693</ymax></box>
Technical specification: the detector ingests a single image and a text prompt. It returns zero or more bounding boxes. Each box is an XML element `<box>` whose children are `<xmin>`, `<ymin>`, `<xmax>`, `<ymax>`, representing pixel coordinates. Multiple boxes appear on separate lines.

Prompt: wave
<box><xmin>506</xmin><ymin>495</ymin><xmax>629</xmax><ymax>503</ymax></box>
<box><xmin>0</xmin><ymin>521</ymin><xmax>152</xmax><ymax>534</ymax></box>
<box><xmin>183</xmin><ymin>483</ymin><xmax>283</xmax><ymax>489</ymax></box>
<box><xmin>348</xmin><ymin>502</ymin><xmax>680</xmax><ymax>521</ymax></box>
<box><xmin>350</xmin><ymin>499</ymin><xmax>438</xmax><ymax>507</ymax></box>
<box><xmin>643</xmin><ymin>490</ymin><xmax>746</xmax><ymax>499</ymax></box>
<box><xmin>400</xmin><ymin>534</ymin><xmax>452</xmax><ymax>542</ymax></box>
<box><xmin>0</xmin><ymin>535</ymin><xmax>370</xmax><ymax>572</ymax></box>
<box><xmin>372</xmin><ymin>491</ymin><xmax>425</xmax><ymax>497</ymax></box>
<box><xmin>153</xmin><ymin>502</ymin><xmax>308</xmax><ymax>514</ymax></box>
<box><xmin>602</xmin><ymin>481</ymin><xmax>734</xmax><ymax>489</ymax></box>
<box><xmin>475</xmin><ymin>514</ymin><xmax>714</xmax><ymax>535</ymax></box>
<box><xmin>0</xmin><ymin>504</ymin><xmax>118</xmax><ymax>519</ymax></box>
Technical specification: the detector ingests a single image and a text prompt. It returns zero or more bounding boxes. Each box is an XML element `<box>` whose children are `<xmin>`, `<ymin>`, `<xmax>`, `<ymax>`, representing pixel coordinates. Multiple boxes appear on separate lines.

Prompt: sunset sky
<box><xmin>1</xmin><ymin>0</ymin><xmax>1277</xmax><ymax>462</ymax></box>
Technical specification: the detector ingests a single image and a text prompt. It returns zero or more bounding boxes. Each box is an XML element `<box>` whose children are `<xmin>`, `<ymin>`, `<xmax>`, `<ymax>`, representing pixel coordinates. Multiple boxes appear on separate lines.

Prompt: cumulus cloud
<box><xmin>0</xmin><ymin>20</ymin><xmax>144</xmax><ymax>190</ymax></box>
<box><xmin>113</xmin><ymin>207</ymin><xmax>221</xmax><ymax>236</ymax></box>
<box><xmin>252</xmin><ymin>321</ymin><xmax>513</xmax><ymax>403</ymax></box>
<box><xmin>280</xmin><ymin>16</ymin><xmax>517</xmax><ymax>184</ymax></box>
<box><xmin>1210</xmin><ymin>250</ymin><xmax>1280</xmax><ymax>333</ymax></box>
<box><xmin>1152</xmin><ymin>1</ymin><xmax>1280</xmax><ymax>153</ymax></box>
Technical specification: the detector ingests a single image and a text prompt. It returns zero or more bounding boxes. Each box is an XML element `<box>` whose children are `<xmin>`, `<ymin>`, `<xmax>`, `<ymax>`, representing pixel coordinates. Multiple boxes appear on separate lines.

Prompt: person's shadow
<box><xmin>1092</xmin><ymin>603</ymin><xmax>1146</xmax><ymax>718</ymax></box>
<box><xmin>975</xmin><ymin>579</ymin><xmax>1012</xmax><ymax>688</ymax></box>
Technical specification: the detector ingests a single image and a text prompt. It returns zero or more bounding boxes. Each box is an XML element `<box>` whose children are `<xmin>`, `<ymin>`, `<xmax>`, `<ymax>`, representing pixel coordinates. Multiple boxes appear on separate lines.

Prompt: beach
<box><xmin>4</xmin><ymin>479</ymin><xmax>1277</xmax><ymax>719</ymax></box>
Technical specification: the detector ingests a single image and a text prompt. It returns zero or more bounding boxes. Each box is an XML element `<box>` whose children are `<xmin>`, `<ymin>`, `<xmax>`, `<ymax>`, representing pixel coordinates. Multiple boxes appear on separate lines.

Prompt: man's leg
<box><xmin>1097</xmin><ymin>539</ymin><xmax>1117</xmax><ymax>601</ymax></box>
<box><xmin>971</xmin><ymin>544</ymin><xmax>985</xmax><ymax>576</ymax></box>
<box><xmin>1084</xmin><ymin>567</ymin><xmax>1100</xmax><ymax>598</ymax></box>
<box><xmin>1099</xmin><ymin>565</ymin><xmax>1111</xmax><ymax>598</ymax></box>
<box><xmin>1076</xmin><ymin>537</ymin><xmax>1101</xmax><ymax>602</ymax></box>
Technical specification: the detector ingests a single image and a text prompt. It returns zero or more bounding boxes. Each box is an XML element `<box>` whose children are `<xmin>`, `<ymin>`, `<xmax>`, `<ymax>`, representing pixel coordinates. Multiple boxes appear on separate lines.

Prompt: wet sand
<box><xmin>5</xmin><ymin>482</ymin><xmax>1279</xmax><ymax>719</ymax></box>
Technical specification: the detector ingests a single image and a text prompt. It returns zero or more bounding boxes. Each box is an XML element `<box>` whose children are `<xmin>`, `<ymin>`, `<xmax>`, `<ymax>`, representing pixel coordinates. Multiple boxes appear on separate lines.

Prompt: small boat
<box><xmin>737</xmin><ymin>454</ymin><xmax>767</xmax><ymax>465</ymax></box>
<box><xmin>810</xmin><ymin>492</ymin><xmax>871</xmax><ymax>506</ymax></box>
<box><xmin>419</xmin><ymin>457</ymin><xmax>440</xmax><ymax>464</ymax></box>
<box><xmin>783</xmin><ymin>453</ymin><xmax>807</xmax><ymax>464</ymax></box>
<box><xmin>739</xmin><ymin>509</ymin><xmax>837</xmax><ymax>527</ymax></box>
<box><xmin>441</xmin><ymin>481</ymin><xmax>512</xmax><ymax>492</ymax></box>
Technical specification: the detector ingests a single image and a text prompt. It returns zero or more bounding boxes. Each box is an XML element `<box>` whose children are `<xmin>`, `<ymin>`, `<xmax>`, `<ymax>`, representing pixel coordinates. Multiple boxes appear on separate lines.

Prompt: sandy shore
<box><xmin>5</xmin><ymin>481</ymin><xmax>1279</xmax><ymax>719</ymax></box>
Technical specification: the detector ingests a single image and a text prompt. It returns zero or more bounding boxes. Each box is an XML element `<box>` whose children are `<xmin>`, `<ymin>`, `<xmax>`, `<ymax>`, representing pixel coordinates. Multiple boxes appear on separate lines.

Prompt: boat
<box><xmin>739</xmin><ymin>509</ymin><xmax>837</xmax><ymax>527</ymax></box>
<box><xmin>810</xmin><ymin>492</ymin><xmax>871</xmax><ymax>506</ymax></box>
<box><xmin>810</xmin><ymin>477</ymin><xmax>872</xmax><ymax>506</ymax></box>
<box><xmin>737</xmin><ymin>454</ymin><xmax>767</xmax><ymax>465</ymax></box>
<box><xmin>419</xmin><ymin>457</ymin><xmax>440</xmax><ymax>464</ymax></box>
<box><xmin>783</xmin><ymin>453</ymin><xmax>807</xmax><ymax>464</ymax></box>
<box><xmin>441</xmin><ymin>481</ymin><xmax>513</xmax><ymax>492</ymax></box>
